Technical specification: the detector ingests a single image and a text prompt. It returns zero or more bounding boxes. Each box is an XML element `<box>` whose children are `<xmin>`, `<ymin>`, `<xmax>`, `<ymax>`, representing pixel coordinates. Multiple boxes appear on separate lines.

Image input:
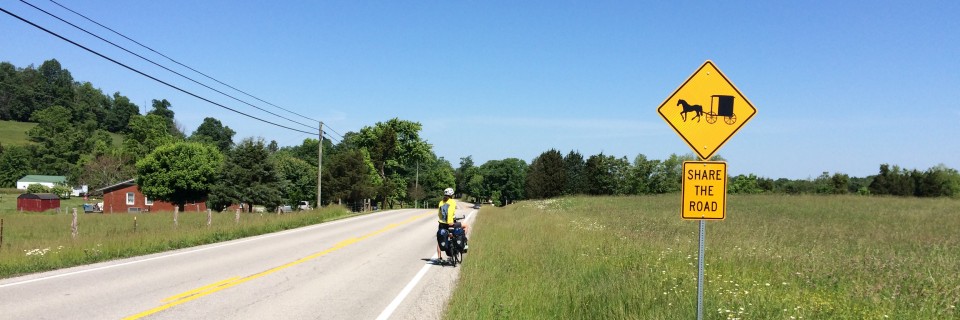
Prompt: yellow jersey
<box><xmin>438</xmin><ymin>198</ymin><xmax>457</xmax><ymax>224</ymax></box>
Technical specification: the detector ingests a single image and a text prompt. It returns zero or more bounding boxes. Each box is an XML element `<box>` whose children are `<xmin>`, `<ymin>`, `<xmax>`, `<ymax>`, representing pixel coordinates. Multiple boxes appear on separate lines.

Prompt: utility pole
<box><xmin>317</xmin><ymin>121</ymin><xmax>323</xmax><ymax>208</ymax></box>
<box><xmin>415</xmin><ymin>160</ymin><xmax>419</xmax><ymax>208</ymax></box>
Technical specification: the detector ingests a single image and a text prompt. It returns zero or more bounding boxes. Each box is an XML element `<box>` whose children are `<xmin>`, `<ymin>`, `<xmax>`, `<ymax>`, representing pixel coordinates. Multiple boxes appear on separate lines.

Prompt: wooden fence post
<box><xmin>71</xmin><ymin>208</ymin><xmax>78</xmax><ymax>240</ymax></box>
<box><xmin>174</xmin><ymin>207</ymin><xmax>179</xmax><ymax>228</ymax></box>
<box><xmin>134</xmin><ymin>216</ymin><xmax>138</xmax><ymax>232</ymax></box>
<box><xmin>206</xmin><ymin>209</ymin><xmax>212</xmax><ymax>227</ymax></box>
<box><xmin>235</xmin><ymin>209</ymin><xmax>240</xmax><ymax>224</ymax></box>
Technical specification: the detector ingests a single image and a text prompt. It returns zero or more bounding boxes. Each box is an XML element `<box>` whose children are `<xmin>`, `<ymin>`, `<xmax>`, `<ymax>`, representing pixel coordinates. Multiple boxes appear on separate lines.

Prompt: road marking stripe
<box><xmin>161</xmin><ymin>277</ymin><xmax>240</xmax><ymax>302</ymax></box>
<box><xmin>375</xmin><ymin>253</ymin><xmax>437</xmax><ymax>320</ymax></box>
<box><xmin>0</xmin><ymin>209</ymin><xmax>420</xmax><ymax>289</ymax></box>
<box><xmin>124</xmin><ymin>212</ymin><xmax>433</xmax><ymax>320</ymax></box>
<box><xmin>375</xmin><ymin>209</ymin><xmax>476</xmax><ymax>320</ymax></box>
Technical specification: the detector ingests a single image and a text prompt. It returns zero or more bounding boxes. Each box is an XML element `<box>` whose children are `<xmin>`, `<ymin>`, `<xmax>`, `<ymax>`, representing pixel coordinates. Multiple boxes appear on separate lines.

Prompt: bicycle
<box><xmin>437</xmin><ymin>216</ymin><xmax>468</xmax><ymax>266</ymax></box>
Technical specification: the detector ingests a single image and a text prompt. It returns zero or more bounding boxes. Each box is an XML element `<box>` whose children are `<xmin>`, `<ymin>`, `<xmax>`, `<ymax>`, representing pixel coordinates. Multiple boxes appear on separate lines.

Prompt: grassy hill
<box><xmin>0</xmin><ymin>120</ymin><xmax>124</xmax><ymax>147</ymax></box>
<box><xmin>0</xmin><ymin>120</ymin><xmax>36</xmax><ymax>146</ymax></box>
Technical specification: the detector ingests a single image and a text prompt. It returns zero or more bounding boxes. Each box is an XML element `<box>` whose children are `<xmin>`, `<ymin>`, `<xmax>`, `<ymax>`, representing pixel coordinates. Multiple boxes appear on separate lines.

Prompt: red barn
<box><xmin>16</xmin><ymin>193</ymin><xmax>61</xmax><ymax>212</ymax></box>
<box><xmin>96</xmin><ymin>179</ymin><xmax>206</xmax><ymax>213</ymax></box>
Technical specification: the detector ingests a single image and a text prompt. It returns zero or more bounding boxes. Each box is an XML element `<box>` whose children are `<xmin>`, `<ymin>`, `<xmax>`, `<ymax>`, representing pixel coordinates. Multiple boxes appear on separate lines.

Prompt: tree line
<box><xmin>3</xmin><ymin>59</ymin><xmax>957</xmax><ymax>210</ymax></box>
<box><xmin>0</xmin><ymin>59</ymin><xmax>454</xmax><ymax>211</ymax></box>
<box><xmin>727</xmin><ymin>164</ymin><xmax>960</xmax><ymax>197</ymax></box>
<box><xmin>455</xmin><ymin>151</ymin><xmax>705</xmax><ymax>206</ymax></box>
<box><xmin>456</xmin><ymin>149</ymin><xmax>960</xmax><ymax>205</ymax></box>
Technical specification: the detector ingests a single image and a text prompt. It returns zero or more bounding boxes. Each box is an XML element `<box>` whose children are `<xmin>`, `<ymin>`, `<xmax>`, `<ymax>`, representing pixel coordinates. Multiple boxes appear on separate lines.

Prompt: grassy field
<box><xmin>0</xmin><ymin>120</ymin><xmax>36</xmax><ymax>146</ymax></box>
<box><xmin>449</xmin><ymin>195</ymin><xmax>960</xmax><ymax>319</ymax></box>
<box><xmin>0</xmin><ymin>120</ymin><xmax>124</xmax><ymax>147</ymax></box>
<box><xmin>0</xmin><ymin>194</ymin><xmax>356</xmax><ymax>278</ymax></box>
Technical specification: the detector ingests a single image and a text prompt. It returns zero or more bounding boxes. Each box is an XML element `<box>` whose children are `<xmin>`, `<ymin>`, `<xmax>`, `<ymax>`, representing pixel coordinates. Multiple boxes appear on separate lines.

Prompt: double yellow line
<box><xmin>124</xmin><ymin>212</ymin><xmax>431</xmax><ymax>319</ymax></box>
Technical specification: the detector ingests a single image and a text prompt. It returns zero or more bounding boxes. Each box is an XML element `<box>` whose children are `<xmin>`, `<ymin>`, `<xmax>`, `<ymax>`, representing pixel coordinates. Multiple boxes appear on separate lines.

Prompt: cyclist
<box><xmin>438</xmin><ymin>187</ymin><xmax>457</xmax><ymax>230</ymax></box>
<box><xmin>437</xmin><ymin>188</ymin><xmax>468</xmax><ymax>259</ymax></box>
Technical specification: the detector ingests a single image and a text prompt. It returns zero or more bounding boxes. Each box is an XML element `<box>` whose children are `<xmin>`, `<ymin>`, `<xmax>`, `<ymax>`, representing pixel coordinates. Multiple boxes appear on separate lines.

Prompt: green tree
<box><xmin>28</xmin><ymin>105</ymin><xmax>92</xmax><ymax>175</ymax></box>
<box><xmin>323</xmin><ymin>148</ymin><xmax>379</xmax><ymax>207</ymax></box>
<box><xmin>147</xmin><ymin>99</ymin><xmax>184</xmax><ymax>138</ymax></box>
<box><xmin>352</xmin><ymin>118</ymin><xmax>432</xmax><ymax>208</ymax></box>
<box><xmin>51</xmin><ymin>185</ymin><xmax>72</xmax><ymax>199</ymax></box>
<box><xmin>648</xmin><ymin>154</ymin><xmax>687</xmax><ymax>194</ymax></box>
<box><xmin>917</xmin><ymin>164</ymin><xmax>960</xmax><ymax>197</ymax></box>
<box><xmin>628</xmin><ymin>154</ymin><xmax>658</xmax><ymax>194</ymax></box>
<box><xmin>461</xmin><ymin>166</ymin><xmax>484</xmax><ymax>203</ymax></box>
<box><xmin>0</xmin><ymin>145</ymin><xmax>32</xmax><ymax>187</ymax></box>
<box><xmin>71</xmin><ymin>82</ymin><xmax>109</xmax><ymax>129</ymax></box>
<box><xmin>455</xmin><ymin>156</ymin><xmax>475</xmax><ymax>197</ymax></box>
<box><xmin>525</xmin><ymin>149</ymin><xmax>566</xmax><ymax>199</ymax></box>
<box><xmin>38</xmin><ymin>59</ymin><xmax>75</xmax><ymax>113</ymax></box>
<box><xmin>831</xmin><ymin>173</ymin><xmax>850</xmax><ymax>194</ymax></box>
<box><xmin>869</xmin><ymin>164</ymin><xmax>915</xmax><ymax>196</ymax></box>
<box><xmin>418</xmin><ymin>154</ymin><xmax>456</xmax><ymax>206</ymax></box>
<box><xmin>189</xmin><ymin>117</ymin><xmax>236</xmax><ymax>152</ymax></box>
<box><xmin>136</xmin><ymin>141</ymin><xmax>223</xmax><ymax>211</ymax></box>
<box><xmin>563</xmin><ymin>150</ymin><xmax>587</xmax><ymax>195</ymax></box>
<box><xmin>585</xmin><ymin>153</ymin><xmax>616</xmax><ymax>195</ymax></box>
<box><xmin>105</xmin><ymin>92</ymin><xmax>140</xmax><ymax>132</ymax></box>
<box><xmin>813</xmin><ymin>172</ymin><xmax>833</xmax><ymax>194</ymax></box>
<box><xmin>480</xmin><ymin>158</ymin><xmax>526</xmax><ymax>205</ymax></box>
<box><xmin>277</xmin><ymin>138</ymin><xmax>332</xmax><ymax>167</ymax></box>
<box><xmin>209</xmin><ymin>138</ymin><xmax>282</xmax><ymax>212</ymax></box>
<box><xmin>6</xmin><ymin>64</ymin><xmax>43</xmax><ymax>121</ymax></box>
<box><xmin>729</xmin><ymin>174</ymin><xmax>763</xmax><ymax>194</ymax></box>
<box><xmin>124</xmin><ymin>114</ymin><xmax>177</xmax><ymax>160</ymax></box>
<box><xmin>273</xmin><ymin>153</ymin><xmax>317</xmax><ymax>206</ymax></box>
<box><xmin>0</xmin><ymin>62</ymin><xmax>22</xmax><ymax>120</ymax></box>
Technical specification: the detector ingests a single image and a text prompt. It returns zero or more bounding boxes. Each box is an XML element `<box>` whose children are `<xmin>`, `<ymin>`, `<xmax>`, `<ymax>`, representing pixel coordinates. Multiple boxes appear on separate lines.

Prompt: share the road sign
<box><xmin>682</xmin><ymin>161</ymin><xmax>726</xmax><ymax>220</ymax></box>
<box><xmin>657</xmin><ymin>60</ymin><xmax>756</xmax><ymax>160</ymax></box>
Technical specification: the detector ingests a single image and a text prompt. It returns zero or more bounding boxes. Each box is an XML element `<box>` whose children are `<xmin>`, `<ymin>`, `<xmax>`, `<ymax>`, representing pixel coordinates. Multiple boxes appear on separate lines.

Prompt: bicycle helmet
<box><xmin>443</xmin><ymin>188</ymin><xmax>455</xmax><ymax>196</ymax></box>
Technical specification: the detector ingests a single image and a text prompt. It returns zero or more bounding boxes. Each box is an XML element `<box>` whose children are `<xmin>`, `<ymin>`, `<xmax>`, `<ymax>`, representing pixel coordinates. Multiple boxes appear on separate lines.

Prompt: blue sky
<box><xmin>2</xmin><ymin>0</ymin><xmax>958</xmax><ymax>179</ymax></box>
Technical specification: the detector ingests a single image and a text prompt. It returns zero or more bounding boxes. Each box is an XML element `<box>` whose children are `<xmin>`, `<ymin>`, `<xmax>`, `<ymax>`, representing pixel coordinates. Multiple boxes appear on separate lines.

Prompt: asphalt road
<box><xmin>0</xmin><ymin>206</ymin><xmax>477</xmax><ymax>320</ymax></box>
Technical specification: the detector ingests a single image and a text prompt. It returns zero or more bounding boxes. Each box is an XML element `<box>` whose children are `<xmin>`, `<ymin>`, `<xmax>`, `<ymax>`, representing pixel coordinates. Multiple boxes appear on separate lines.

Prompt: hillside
<box><xmin>0</xmin><ymin>120</ymin><xmax>124</xmax><ymax>147</ymax></box>
<box><xmin>0</xmin><ymin>120</ymin><xmax>36</xmax><ymax>146</ymax></box>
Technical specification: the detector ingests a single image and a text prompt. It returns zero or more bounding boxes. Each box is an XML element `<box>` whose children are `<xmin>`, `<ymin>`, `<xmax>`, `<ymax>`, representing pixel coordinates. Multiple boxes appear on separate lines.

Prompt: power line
<box><xmin>323</xmin><ymin>132</ymin><xmax>341</xmax><ymax>145</ymax></box>
<box><xmin>20</xmin><ymin>0</ymin><xmax>319</xmax><ymax>132</ymax></box>
<box><xmin>45</xmin><ymin>0</ymin><xmax>349</xmax><ymax>138</ymax></box>
<box><xmin>0</xmin><ymin>6</ymin><xmax>316</xmax><ymax>135</ymax></box>
<box><xmin>325</xmin><ymin>125</ymin><xmax>345</xmax><ymax>140</ymax></box>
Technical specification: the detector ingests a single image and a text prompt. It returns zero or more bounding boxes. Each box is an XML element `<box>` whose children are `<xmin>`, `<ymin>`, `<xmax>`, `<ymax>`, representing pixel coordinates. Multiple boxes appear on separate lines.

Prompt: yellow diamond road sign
<box><xmin>657</xmin><ymin>60</ymin><xmax>756</xmax><ymax>160</ymax></box>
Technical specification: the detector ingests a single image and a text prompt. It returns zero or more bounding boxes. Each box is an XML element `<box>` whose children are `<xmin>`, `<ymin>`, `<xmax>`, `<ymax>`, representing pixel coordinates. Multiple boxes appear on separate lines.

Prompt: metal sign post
<box><xmin>697</xmin><ymin>220</ymin><xmax>705</xmax><ymax>320</ymax></box>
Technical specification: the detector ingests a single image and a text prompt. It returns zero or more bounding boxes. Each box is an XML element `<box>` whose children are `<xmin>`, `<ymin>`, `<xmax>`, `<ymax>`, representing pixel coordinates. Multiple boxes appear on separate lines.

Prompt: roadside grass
<box><xmin>449</xmin><ymin>194</ymin><xmax>960</xmax><ymax>319</ymax></box>
<box><xmin>0</xmin><ymin>205</ymin><xmax>356</xmax><ymax>279</ymax></box>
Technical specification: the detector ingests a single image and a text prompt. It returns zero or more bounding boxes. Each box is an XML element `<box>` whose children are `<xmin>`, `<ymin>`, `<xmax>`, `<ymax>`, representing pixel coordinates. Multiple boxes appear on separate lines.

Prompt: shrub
<box><xmin>25</xmin><ymin>183</ymin><xmax>50</xmax><ymax>194</ymax></box>
<box><xmin>51</xmin><ymin>185</ymin><xmax>72</xmax><ymax>199</ymax></box>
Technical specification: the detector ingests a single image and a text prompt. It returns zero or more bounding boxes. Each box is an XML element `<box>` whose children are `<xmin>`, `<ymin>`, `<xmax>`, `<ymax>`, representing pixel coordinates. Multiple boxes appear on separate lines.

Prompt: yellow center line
<box><xmin>124</xmin><ymin>212</ymin><xmax>432</xmax><ymax>320</ymax></box>
<box><xmin>161</xmin><ymin>276</ymin><xmax>240</xmax><ymax>303</ymax></box>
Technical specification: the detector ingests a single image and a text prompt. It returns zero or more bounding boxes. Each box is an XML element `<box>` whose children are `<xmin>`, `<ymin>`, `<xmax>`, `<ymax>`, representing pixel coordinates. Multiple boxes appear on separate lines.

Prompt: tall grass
<box><xmin>449</xmin><ymin>195</ymin><xmax>960</xmax><ymax>319</ymax></box>
<box><xmin>0</xmin><ymin>207</ymin><xmax>355</xmax><ymax>278</ymax></box>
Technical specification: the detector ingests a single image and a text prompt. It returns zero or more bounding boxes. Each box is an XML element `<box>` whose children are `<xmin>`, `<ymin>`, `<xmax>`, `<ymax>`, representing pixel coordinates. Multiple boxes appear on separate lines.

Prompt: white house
<box><xmin>16</xmin><ymin>175</ymin><xmax>67</xmax><ymax>190</ymax></box>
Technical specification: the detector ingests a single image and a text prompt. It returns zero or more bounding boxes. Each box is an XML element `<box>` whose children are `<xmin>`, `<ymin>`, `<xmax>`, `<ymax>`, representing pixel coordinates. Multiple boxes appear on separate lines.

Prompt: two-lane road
<box><xmin>0</xmin><ymin>207</ymin><xmax>477</xmax><ymax>319</ymax></box>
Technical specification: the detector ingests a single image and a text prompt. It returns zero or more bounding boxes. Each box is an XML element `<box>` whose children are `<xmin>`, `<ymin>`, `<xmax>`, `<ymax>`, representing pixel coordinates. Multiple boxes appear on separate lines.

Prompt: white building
<box><xmin>16</xmin><ymin>175</ymin><xmax>67</xmax><ymax>190</ymax></box>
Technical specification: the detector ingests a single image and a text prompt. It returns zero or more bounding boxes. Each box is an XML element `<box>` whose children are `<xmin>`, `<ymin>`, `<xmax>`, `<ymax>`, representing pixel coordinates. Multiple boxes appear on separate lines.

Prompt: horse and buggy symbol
<box><xmin>677</xmin><ymin>95</ymin><xmax>737</xmax><ymax>125</ymax></box>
